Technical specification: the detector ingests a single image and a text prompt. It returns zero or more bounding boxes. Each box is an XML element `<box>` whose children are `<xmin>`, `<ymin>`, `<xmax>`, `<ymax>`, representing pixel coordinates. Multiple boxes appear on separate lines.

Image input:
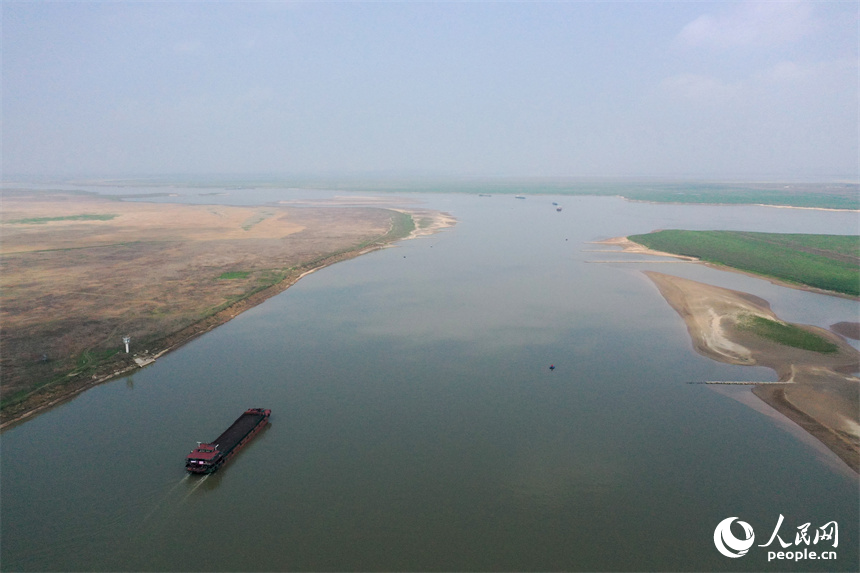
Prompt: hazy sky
<box><xmin>3</xmin><ymin>1</ymin><xmax>857</xmax><ymax>180</ymax></box>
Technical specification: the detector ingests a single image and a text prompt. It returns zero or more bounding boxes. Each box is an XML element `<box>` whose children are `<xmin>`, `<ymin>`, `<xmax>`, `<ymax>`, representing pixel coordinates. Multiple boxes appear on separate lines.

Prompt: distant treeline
<box><xmin>30</xmin><ymin>178</ymin><xmax>858</xmax><ymax>210</ymax></box>
<box><xmin>628</xmin><ymin>230</ymin><xmax>860</xmax><ymax>297</ymax></box>
<box><xmin>368</xmin><ymin>181</ymin><xmax>856</xmax><ymax>210</ymax></box>
<box><xmin>330</xmin><ymin>180</ymin><xmax>860</xmax><ymax>210</ymax></box>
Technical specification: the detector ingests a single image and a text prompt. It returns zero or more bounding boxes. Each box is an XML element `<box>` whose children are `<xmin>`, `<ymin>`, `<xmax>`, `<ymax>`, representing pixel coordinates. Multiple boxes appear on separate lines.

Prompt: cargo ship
<box><xmin>185</xmin><ymin>408</ymin><xmax>271</xmax><ymax>474</ymax></box>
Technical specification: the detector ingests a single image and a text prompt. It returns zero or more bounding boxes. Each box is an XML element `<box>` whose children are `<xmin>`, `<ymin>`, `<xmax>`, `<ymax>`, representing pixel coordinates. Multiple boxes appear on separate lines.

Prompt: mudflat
<box><xmin>645</xmin><ymin>271</ymin><xmax>860</xmax><ymax>473</ymax></box>
<box><xmin>1</xmin><ymin>190</ymin><xmax>453</xmax><ymax>426</ymax></box>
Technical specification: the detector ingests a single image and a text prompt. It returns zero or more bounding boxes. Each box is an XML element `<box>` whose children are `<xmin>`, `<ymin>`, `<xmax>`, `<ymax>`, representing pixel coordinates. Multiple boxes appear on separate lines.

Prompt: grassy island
<box><xmin>628</xmin><ymin>230</ymin><xmax>859</xmax><ymax>297</ymax></box>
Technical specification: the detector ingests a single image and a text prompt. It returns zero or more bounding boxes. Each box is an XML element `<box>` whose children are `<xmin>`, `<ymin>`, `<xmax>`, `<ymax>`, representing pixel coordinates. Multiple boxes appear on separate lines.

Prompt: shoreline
<box><xmin>0</xmin><ymin>210</ymin><xmax>455</xmax><ymax>430</ymax></box>
<box><xmin>598</xmin><ymin>236</ymin><xmax>859</xmax><ymax>300</ymax></box>
<box><xmin>620</xmin><ymin>197</ymin><xmax>859</xmax><ymax>213</ymax></box>
<box><xmin>0</xmin><ymin>245</ymin><xmax>381</xmax><ymax>430</ymax></box>
<box><xmin>752</xmin><ymin>383</ymin><xmax>860</xmax><ymax>474</ymax></box>
<box><xmin>644</xmin><ymin>271</ymin><xmax>860</xmax><ymax>474</ymax></box>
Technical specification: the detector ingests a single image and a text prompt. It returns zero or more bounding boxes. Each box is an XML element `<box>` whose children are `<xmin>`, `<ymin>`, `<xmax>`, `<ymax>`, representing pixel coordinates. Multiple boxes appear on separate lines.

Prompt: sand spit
<box><xmin>595</xmin><ymin>236</ymin><xmax>698</xmax><ymax>261</ymax></box>
<box><xmin>394</xmin><ymin>208</ymin><xmax>457</xmax><ymax>240</ymax></box>
<box><xmin>645</xmin><ymin>271</ymin><xmax>860</xmax><ymax>473</ymax></box>
<box><xmin>831</xmin><ymin>322</ymin><xmax>860</xmax><ymax>340</ymax></box>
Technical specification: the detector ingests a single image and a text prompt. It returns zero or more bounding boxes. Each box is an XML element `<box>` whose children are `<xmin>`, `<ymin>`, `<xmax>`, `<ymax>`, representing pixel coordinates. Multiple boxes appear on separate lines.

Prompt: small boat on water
<box><xmin>556</xmin><ymin>207</ymin><xmax>562</xmax><ymax>212</ymax></box>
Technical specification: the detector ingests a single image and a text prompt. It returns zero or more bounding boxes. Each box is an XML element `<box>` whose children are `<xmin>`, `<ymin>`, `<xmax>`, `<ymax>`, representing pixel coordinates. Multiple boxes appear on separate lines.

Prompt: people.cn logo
<box><xmin>714</xmin><ymin>515</ymin><xmax>838</xmax><ymax>562</ymax></box>
<box><xmin>713</xmin><ymin>517</ymin><xmax>756</xmax><ymax>558</ymax></box>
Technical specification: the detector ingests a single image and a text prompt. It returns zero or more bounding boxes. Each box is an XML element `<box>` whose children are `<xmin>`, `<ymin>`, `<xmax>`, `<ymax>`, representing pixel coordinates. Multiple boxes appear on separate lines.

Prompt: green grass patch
<box><xmin>240</xmin><ymin>210</ymin><xmax>274</xmax><ymax>231</ymax></box>
<box><xmin>75</xmin><ymin>348</ymin><xmax>121</xmax><ymax>369</ymax></box>
<box><xmin>257</xmin><ymin>270</ymin><xmax>288</xmax><ymax>286</ymax></box>
<box><xmin>628</xmin><ymin>230</ymin><xmax>860</xmax><ymax>296</ymax></box>
<box><xmin>383</xmin><ymin>211</ymin><xmax>415</xmax><ymax>241</ymax></box>
<box><xmin>737</xmin><ymin>315</ymin><xmax>839</xmax><ymax>353</ymax></box>
<box><xmin>218</xmin><ymin>271</ymin><xmax>251</xmax><ymax>280</ymax></box>
<box><xmin>7</xmin><ymin>214</ymin><xmax>118</xmax><ymax>224</ymax></box>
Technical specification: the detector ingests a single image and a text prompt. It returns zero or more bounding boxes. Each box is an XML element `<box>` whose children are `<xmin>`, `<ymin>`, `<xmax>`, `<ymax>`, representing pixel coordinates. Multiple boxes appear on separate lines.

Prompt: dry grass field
<box><xmin>1</xmin><ymin>190</ymin><xmax>438</xmax><ymax>424</ymax></box>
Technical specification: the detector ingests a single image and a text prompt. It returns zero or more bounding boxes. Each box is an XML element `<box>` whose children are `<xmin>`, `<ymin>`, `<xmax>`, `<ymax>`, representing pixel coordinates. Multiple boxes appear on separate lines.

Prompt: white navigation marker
<box><xmin>123</xmin><ymin>336</ymin><xmax>131</xmax><ymax>354</ymax></box>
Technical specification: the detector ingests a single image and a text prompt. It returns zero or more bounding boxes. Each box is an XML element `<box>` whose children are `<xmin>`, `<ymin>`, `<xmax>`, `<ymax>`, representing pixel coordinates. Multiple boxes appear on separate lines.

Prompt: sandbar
<box><xmin>831</xmin><ymin>322</ymin><xmax>860</xmax><ymax>340</ymax></box>
<box><xmin>644</xmin><ymin>271</ymin><xmax>860</xmax><ymax>473</ymax></box>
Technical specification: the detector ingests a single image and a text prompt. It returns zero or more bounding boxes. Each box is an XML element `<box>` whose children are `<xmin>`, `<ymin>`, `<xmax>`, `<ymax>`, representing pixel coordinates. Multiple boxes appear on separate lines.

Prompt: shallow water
<box><xmin>2</xmin><ymin>191</ymin><xmax>857</xmax><ymax>571</ymax></box>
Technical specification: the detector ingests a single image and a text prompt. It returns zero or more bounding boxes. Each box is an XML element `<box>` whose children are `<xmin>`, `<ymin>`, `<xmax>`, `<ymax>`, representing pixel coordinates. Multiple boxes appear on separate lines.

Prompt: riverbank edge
<box><xmin>0</xmin><ymin>211</ymin><xmax>448</xmax><ymax>430</ymax></box>
<box><xmin>598</xmin><ymin>236</ymin><xmax>859</xmax><ymax>301</ymax></box>
<box><xmin>620</xmin><ymin>196</ymin><xmax>860</xmax><ymax>212</ymax></box>
<box><xmin>0</xmin><ymin>247</ymin><xmax>380</xmax><ymax>430</ymax></box>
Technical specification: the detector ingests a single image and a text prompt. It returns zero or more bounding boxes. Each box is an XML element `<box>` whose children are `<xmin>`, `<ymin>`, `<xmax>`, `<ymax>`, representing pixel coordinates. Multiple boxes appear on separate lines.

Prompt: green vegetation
<box><xmin>241</xmin><ymin>210</ymin><xmax>274</xmax><ymax>231</ymax></box>
<box><xmin>382</xmin><ymin>210</ymin><xmax>415</xmax><ymax>241</ymax></box>
<box><xmin>7</xmin><ymin>214</ymin><xmax>118</xmax><ymax>224</ymax></box>
<box><xmin>218</xmin><ymin>271</ymin><xmax>251</xmax><ymax>280</ymax></box>
<box><xmin>257</xmin><ymin>269</ymin><xmax>288</xmax><ymax>286</ymax></box>
<box><xmin>628</xmin><ymin>230</ymin><xmax>860</xmax><ymax>297</ymax></box>
<box><xmin>738</xmin><ymin>314</ymin><xmax>839</xmax><ymax>353</ymax></box>
<box><xmin>615</xmin><ymin>183</ymin><xmax>859</xmax><ymax>210</ymax></box>
<box><xmin>75</xmin><ymin>348</ymin><xmax>121</xmax><ymax>368</ymax></box>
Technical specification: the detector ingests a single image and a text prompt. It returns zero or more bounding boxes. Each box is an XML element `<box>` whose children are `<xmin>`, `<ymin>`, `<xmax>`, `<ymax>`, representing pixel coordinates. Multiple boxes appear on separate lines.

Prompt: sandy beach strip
<box><xmin>593</xmin><ymin>236</ymin><xmax>698</xmax><ymax>261</ymax></box>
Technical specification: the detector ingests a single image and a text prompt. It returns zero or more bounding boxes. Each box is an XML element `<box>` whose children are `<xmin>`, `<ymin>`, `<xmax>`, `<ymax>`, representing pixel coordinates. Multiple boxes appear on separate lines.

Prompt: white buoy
<box><xmin>123</xmin><ymin>336</ymin><xmax>130</xmax><ymax>354</ymax></box>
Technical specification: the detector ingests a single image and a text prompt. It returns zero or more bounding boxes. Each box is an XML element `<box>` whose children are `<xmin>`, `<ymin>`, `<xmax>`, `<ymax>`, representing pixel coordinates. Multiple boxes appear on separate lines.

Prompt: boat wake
<box><xmin>141</xmin><ymin>473</ymin><xmax>209</xmax><ymax>525</ymax></box>
<box><xmin>180</xmin><ymin>474</ymin><xmax>209</xmax><ymax>503</ymax></box>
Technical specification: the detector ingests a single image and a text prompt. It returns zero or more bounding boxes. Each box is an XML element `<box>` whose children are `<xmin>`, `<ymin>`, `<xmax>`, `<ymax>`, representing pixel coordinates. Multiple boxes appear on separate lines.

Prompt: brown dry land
<box><xmin>645</xmin><ymin>271</ymin><xmax>860</xmax><ymax>473</ymax></box>
<box><xmin>1</xmin><ymin>190</ymin><xmax>453</xmax><ymax>426</ymax></box>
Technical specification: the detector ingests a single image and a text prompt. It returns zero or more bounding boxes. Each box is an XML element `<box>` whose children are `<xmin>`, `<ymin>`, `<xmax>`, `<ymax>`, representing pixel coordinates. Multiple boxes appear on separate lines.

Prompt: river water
<box><xmin>2</xmin><ymin>189</ymin><xmax>858</xmax><ymax>571</ymax></box>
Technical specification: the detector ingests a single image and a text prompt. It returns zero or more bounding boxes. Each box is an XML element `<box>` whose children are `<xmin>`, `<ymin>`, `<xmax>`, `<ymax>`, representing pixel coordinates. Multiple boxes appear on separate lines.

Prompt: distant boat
<box><xmin>552</xmin><ymin>202</ymin><xmax>558</xmax><ymax>206</ymax></box>
<box><xmin>515</xmin><ymin>195</ymin><xmax>526</xmax><ymax>199</ymax></box>
<box><xmin>556</xmin><ymin>207</ymin><xmax>562</xmax><ymax>212</ymax></box>
<box><xmin>549</xmin><ymin>364</ymin><xmax>556</xmax><ymax>371</ymax></box>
